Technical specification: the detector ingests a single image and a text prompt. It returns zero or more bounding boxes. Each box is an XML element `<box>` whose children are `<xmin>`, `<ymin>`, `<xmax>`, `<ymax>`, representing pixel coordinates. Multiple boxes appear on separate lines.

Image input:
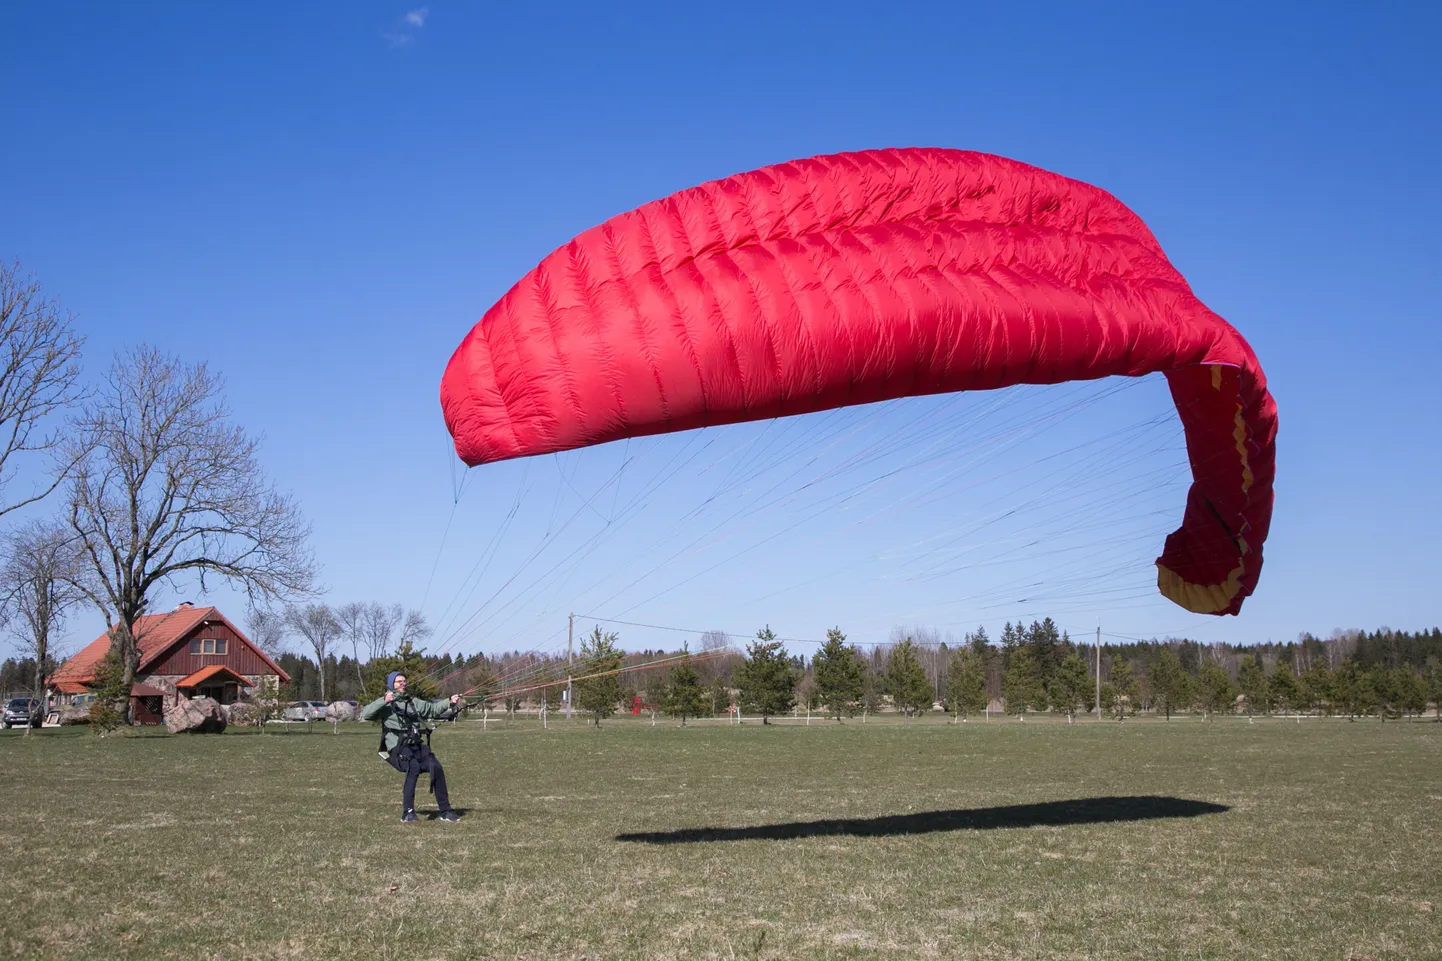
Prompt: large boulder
<box><xmin>57</xmin><ymin>708</ymin><xmax>91</xmax><ymax>726</ymax></box>
<box><xmin>224</xmin><ymin>701</ymin><xmax>259</xmax><ymax>726</ymax></box>
<box><xmin>165</xmin><ymin>696</ymin><xmax>227</xmax><ymax>734</ymax></box>
<box><xmin>325</xmin><ymin>701</ymin><xmax>357</xmax><ymax>722</ymax></box>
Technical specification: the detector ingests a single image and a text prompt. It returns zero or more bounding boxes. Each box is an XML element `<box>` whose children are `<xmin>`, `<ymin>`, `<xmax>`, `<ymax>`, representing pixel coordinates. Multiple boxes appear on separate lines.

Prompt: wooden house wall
<box><xmin>147</xmin><ymin>621</ymin><xmax>279</xmax><ymax>677</ymax></box>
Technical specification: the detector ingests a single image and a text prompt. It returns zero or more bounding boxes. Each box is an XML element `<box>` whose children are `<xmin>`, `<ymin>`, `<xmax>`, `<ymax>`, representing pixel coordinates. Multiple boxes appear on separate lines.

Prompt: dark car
<box><xmin>2</xmin><ymin>697</ymin><xmax>41</xmax><ymax>729</ymax></box>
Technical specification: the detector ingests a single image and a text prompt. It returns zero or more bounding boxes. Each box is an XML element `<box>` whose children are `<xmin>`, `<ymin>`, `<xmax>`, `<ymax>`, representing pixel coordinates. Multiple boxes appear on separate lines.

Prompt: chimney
<box><xmin>177</xmin><ymin>601</ymin><xmax>195</xmax><ymax>610</ymax></box>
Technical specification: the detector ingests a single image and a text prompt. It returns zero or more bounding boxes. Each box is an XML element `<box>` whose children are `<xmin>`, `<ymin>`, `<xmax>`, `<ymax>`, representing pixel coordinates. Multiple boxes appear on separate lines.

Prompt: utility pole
<box><xmin>562</xmin><ymin>614</ymin><xmax>573</xmax><ymax>718</ymax></box>
<box><xmin>1095</xmin><ymin>623</ymin><xmax>1102</xmax><ymax>719</ymax></box>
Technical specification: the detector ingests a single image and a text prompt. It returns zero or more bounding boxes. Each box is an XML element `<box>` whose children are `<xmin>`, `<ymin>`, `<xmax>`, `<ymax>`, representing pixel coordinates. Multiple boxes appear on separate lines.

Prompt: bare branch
<box><xmin>244</xmin><ymin>607</ymin><xmax>289</xmax><ymax>659</ymax></box>
<box><xmin>285</xmin><ymin>603</ymin><xmax>341</xmax><ymax>703</ymax></box>
<box><xmin>67</xmin><ymin>345</ymin><xmax>319</xmax><ymax>722</ymax></box>
<box><xmin>0</xmin><ymin>520</ymin><xmax>90</xmax><ymax>733</ymax></box>
<box><xmin>0</xmin><ymin>262</ymin><xmax>87</xmax><ymax>518</ymax></box>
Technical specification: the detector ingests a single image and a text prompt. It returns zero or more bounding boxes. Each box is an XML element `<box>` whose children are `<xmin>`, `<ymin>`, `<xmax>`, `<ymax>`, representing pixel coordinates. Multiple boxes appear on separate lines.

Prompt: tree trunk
<box><xmin>111</xmin><ymin>622</ymin><xmax>141</xmax><ymax>726</ymax></box>
<box><xmin>352</xmin><ymin>640</ymin><xmax>365</xmax><ymax>694</ymax></box>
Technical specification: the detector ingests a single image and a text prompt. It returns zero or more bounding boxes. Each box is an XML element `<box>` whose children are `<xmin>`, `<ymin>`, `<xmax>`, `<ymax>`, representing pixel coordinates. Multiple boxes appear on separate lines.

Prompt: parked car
<box><xmin>2</xmin><ymin>697</ymin><xmax>41</xmax><ymax>729</ymax></box>
<box><xmin>281</xmin><ymin>700</ymin><xmax>326</xmax><ymax>722</ymax></box>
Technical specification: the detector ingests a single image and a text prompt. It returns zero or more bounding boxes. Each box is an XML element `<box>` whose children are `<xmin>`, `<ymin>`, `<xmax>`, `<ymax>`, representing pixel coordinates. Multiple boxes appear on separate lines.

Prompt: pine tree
<box><xmin>1046</xmin><ymin>652</ymin><xmax>1090</xmax><ymax>721</ymax></box>
<box><xmin>1238</xmin><ymin>654</ymin><xmax>1267</xmax><ymax>716</ymax></box>
<box><xmin>812</xmin><ymin>627</ymin><xmax>865</xmax><ymax>720</ymax></box>
<box><xmin>1268</xmin><ymin>662</ymin><xmax>1301</xmax><ymax>715</ymax></box>
<box><xmin>663</xmin><ymin>663</ymin><xmax>706</xmax><ymax>725</ymax></box>
<box><xmin>361</xmin><ymin>640</ymin><xmax>441</xmax><ymax>702</ymax></box>
<box><xmin>734</xmin><ymin>627</ymin><xmax>799</xmax><ymax>724</ymax></box>
<box><xmin>1104</xmin><ymin>656</ymin><xmax>1137</xmax><ymax>719</ymax></box>
<box><xmin>1332</xmin><ymin>660</ymin><xmax>1362</xmax><ymax>718</ymax></box>
<box><xmin>1150</xmin><ymin>648</ymin><xmax>1185</xmax><ymax>720</ymax></box>
<box><xmin>1003</xmin><ymin>648</ymin><xmax>1042</xmax><ymax>717</ymax></box>
<box><xmin>1197</xmin><ymin>662</ymin><xmax>1236</xmax><ymax>719</ymax></box>
<box><xmin>1427</xmin><ymin>662</ymin><xmax>1442</xmax><ymax>720</ymax></box>
<box><xmin>1394</xmin><ymin>665</ymin><xmax>1427</xmax><ymax>718</ymax></box>
<box><xmin>860</xmin><ymin>667</ymin><xmax>883</xmax><ymax>717</ymax></box>
<box><xmin>1302</xmin><ymin>662</ymin><xmax>1334</xmax><ymax>715</ymax></box>
<box><xmin>944</xmin><ymin>648</ymin><xmax>988</xmax><ymax>721</ymax></box>
<box><xmin>886</xmin><ymin>638</ymin><xmax>933</xmax><ymax>719</ymax></box>
<box><xmin>1025</xmin><ymin>618</ymin><xmax>1063</xmax><ymax>696</ymax></box>
<box><xmin>575</xmin><ymin>626</ymin><xmax>623</xmax><ymax>726</ymax></box>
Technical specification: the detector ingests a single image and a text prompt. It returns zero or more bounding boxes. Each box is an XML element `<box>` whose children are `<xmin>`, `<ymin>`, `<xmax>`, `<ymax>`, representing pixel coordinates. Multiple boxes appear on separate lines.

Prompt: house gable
<box><xmin>144</xmin><ymin>610</ymin><xmax>290</xmax><ymax>682</ymax></box>
<box><xmin>50</xmin><ymin>604</ymin><xmax>290</xmax><ymax>686</ymax></box>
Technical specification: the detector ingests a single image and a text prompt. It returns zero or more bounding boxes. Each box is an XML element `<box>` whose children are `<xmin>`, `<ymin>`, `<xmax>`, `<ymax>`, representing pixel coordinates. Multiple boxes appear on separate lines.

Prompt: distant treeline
<box><xmin>7</xmin><ymin>623</ymin><xmax>1439</xmax><ymax>719</ymax></box>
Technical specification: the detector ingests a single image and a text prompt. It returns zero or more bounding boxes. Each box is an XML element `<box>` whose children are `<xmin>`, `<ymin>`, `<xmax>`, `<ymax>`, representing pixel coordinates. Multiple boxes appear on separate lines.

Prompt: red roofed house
<box><xmin>48</xmin><ymin>602</ymin><xmax>290</xmax><ymax>724</ymax></box>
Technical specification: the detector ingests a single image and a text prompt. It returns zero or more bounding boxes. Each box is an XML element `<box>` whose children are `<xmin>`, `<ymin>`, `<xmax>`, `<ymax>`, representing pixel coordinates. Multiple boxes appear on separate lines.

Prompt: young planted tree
<box><xmin>1238</xmin><ymin>654</ymin><xmax>1267</xmax><ymax>716</ymax></box>
<box><xmin>1394</xmin><ymin>666</ymin><xmax>1427</xmax><ymax>719</ymax></box>
<box><xmin>860</xmin><ymin>667</ymin><xmax>883</xmax><ymax>718</ymax></box>
<box><xmin>1003</xmin><ymin>648</ymin><xmax>1042</xmax><ymax>718</ymax></box>
<box><xmin>66</xmin><ymin>347</ymin><xmax>317</xmax><ymax>723</ymax></box>
<box><xmin>794</xmin><ymin>673</ymin><xmax>820</xmax><ymax>716</ymax></box>
<box><xmin>1301</xmin><ymin>662</ymin><xmax>1334</xmax><ymax>716</ymax></box>
<box><xmin>0</xmin><ymin>522</ymin><xmax>87</xmax><ymax>734</ymax></box>
<box><xmin>812</xmin><ymin>627</ymin><xmax>865</xmax><ymax>720</ymax></box>
<box><xmin>707</xmin><ymin>677</ymin><xmax>730</xmax><ymax>717</ymax></box>
<box><xmin>1197</xmin><ymin>662</ymin><xmax>1237</xmax><ymax>719</ymax></box>
<box><xmin>944</xmin><ymin>647</ymin><xmax>989</xmax><ymax>721</ymax></box>
<box><xmin>1103</xmin><ymin>656</ymin><xmax>1138</xmax><ymax>719</ymax></box>
<box><xmin>886</xmin><ymin>637</ymin><xmax>934</xmax><ymax>719</ymax></box>
<box><xmin>286</xmin><ymin>604</ymin><xmax>342</xmax><ymax>704</ymax></box>
<box><xmin>247</xmin><ymin>675</ymin><xmax>287</xmax><ymax>730</ymax></box>
<box><xmin>663</xmin><ymin>662</ymin><xmax>706</xmax><ymax>725</ymax></box>
<box><xmin>575</xmin><ymin>626</ymin><xmax>623</xmax><ymax>726</ymax></box>
<box><xmin>1048</xmin><ymin>651</ymin><xmax>1091</xmax><ymax>722</ymax></box>
<box><xmin>1269</xmin><ymin>662</ymin><xmax>1301</xmax><ymax>716</ymax></box>
<box><xmin>1149</xmin><ymin>648</ymin><xmax>1186</xmax><ymax>720</ymax></box>
<box><xmin>734</xmin><ymin>627</ymin><xmax>799</xmax><ymax>724</ymax></box>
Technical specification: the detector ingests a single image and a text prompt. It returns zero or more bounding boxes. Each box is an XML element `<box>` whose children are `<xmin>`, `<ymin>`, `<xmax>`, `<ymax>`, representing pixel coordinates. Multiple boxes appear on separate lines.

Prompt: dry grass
<box><xmin>1</xmin><ymin>713</ymin><xmax>1439</xmax><ymax>959</ymax></box>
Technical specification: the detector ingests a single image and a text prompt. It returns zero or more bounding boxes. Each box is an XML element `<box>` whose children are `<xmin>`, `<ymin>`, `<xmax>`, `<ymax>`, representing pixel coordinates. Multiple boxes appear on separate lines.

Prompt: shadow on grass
<box><xmin>616</xmin><ymin>795</ymin><xmax>1229</xmax><ymax>844</ymax></box>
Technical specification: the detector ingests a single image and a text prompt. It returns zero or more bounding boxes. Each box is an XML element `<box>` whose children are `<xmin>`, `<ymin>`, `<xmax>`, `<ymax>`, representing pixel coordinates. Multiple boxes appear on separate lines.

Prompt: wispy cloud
<box><xmin>383</xmin><ymin>6</ymin><xmax>429</xmax><ymax>47</ymax></box>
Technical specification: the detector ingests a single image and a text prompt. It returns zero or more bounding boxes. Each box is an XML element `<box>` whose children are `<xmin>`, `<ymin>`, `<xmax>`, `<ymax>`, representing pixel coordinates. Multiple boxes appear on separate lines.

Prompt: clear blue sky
<box><xmin>2</xmin><ymin>2</ymin><xmax>1439</xmax><ymax>662</ymax></box>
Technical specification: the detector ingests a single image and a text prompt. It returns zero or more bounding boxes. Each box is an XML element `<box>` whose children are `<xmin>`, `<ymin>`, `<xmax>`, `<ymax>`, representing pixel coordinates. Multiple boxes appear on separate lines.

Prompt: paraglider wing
<box><xmin>440</xmin><ymin>147</ymin><xmax>1276</xmax><ymax>616</ymax></box>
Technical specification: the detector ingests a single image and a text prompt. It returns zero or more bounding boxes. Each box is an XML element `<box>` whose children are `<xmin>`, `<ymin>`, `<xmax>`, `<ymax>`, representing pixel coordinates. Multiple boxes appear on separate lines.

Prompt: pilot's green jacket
<box><xmin>360</xmin><ymin>694</ymin><xmax>455</xmax><ymax>753</ymax></box>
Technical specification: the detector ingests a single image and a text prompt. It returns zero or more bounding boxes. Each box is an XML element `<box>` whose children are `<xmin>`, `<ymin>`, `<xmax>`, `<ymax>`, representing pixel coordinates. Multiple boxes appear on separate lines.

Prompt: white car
<box><xmin>281</xmin><ymin>700</ymin><xmax>327</xmax><ymax>722</ymax></box>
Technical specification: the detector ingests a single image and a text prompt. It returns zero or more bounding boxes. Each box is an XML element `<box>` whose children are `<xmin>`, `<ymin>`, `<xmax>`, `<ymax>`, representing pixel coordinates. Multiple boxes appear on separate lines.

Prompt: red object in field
<box><xmin>440</xmin><ymin>147</ymin><xmax>1276</xmax><ymax>616</ymax></box>
<box><xmin>631</xmin><ymin>694</ymin><xmax>643</xmax><ymax>715</ymax></box>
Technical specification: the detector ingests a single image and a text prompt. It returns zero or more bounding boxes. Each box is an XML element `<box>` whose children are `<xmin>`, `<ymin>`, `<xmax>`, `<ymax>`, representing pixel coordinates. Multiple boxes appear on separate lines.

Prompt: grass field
<box><xmin>1</xmin><ymin>713</ymin><xmax>1438</xmax><ymax>960</ymax></box>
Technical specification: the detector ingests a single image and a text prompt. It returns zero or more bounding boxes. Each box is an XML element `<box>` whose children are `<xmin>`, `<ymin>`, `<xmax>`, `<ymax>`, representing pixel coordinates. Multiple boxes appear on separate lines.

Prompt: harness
<box><xmin>377</xmin><ymin>696</ymin><xmax>435</xmax><ymax>762</ymax></box>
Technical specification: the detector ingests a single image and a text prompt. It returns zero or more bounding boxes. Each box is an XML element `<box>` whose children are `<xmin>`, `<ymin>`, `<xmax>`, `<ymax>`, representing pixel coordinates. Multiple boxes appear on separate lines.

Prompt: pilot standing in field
<box><xmin>361</xmin><ymin>671</ymin><xmax>463</xmax><ymax>823</ymax></box>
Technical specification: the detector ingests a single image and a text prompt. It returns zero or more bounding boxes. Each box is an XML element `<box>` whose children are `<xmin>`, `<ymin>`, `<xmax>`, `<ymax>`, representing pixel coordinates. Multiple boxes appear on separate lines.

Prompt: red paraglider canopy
<box><xmin>440</xmin><ymin>147</ymin><xmax>1277</xmax><ymax>616</ymax></box>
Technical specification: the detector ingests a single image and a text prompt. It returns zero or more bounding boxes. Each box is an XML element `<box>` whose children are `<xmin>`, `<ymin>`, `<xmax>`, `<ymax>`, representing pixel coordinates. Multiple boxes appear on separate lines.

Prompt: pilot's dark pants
<box><xmin>389</xmin><ymin>740</ymin><xmax>451</xmax><ymax>813</ymax></box>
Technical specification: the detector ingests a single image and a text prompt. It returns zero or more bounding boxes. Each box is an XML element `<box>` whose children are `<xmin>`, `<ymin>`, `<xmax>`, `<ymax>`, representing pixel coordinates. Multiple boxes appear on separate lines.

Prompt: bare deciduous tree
<box><xmin>332</xmin><ymin>602</ymin><xmax>428</xmax><ymax>693</ymax></box>
<box><xmin>0</xmin><ymin>262</ymin><xmax>86</xmax><ymax>518</ymax></box>
<box><xmin>67</xmin><ymin>346</ymin><xmax>318</xmax><ymax>723</ymax></box>
<box><xmin>361</xmin><ymin>602</ymin><xmax>404</xmax><ymax>660</ymax></box>
<box><xmin>336</xmin><ymin>601</ymin><xmax>369</xmax><ymax>691</ymax></box>
<box><xmin>245</xmin><ymin>608</ymin><xmax>289</xmax><ymax>659</ymax></box>
<box><xmin>396</xmin><ymin>607</ymin><xmax>430</xmax><ymax>654</ymax></box>
<box><xmin>0</xmin><ymin>521</ymin><xmax>88</xmax><ymax>735</ymax></box>
<box><xmin>286</xmin><ymin>604</ymin><xmax>341</xmax><ymax>703</ymax></box>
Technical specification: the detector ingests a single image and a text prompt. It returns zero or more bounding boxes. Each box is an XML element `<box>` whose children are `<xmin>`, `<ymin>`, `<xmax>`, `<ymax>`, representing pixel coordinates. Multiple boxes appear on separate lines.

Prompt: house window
<box><xmin>188</xmin><ymin>638</ymin><xmax>228</xmax><ymax>655</ymax></box>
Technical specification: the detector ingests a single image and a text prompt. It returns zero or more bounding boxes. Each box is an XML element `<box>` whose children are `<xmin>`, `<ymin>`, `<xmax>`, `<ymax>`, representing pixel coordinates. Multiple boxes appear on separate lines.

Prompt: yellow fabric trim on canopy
<box><xmin>1156</xmin><ymin>560</ymin><xmax>1247</xmax><ymax>615</ymax></box>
